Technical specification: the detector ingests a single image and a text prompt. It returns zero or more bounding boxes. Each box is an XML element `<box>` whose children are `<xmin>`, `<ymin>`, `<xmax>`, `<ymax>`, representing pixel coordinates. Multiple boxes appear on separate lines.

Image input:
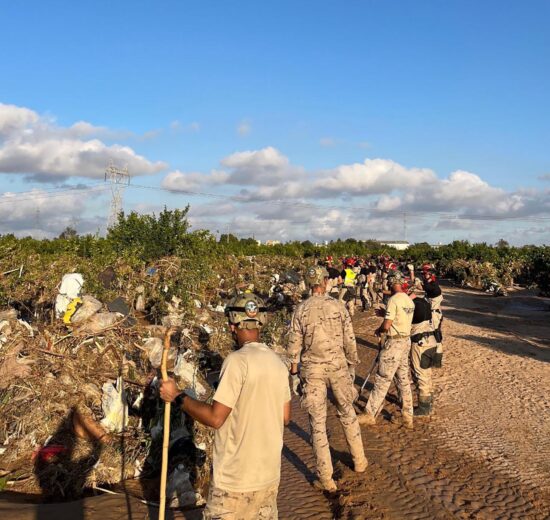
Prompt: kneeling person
<box><xmin>161</xmin><ymin>294</ymin><xmax>291</xmax><ymax>519</ymax></box>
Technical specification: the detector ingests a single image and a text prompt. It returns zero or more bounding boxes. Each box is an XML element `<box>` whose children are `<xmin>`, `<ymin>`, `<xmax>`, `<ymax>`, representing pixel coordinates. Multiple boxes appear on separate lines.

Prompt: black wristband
<box><xmin>290</xmin><ymin>370</ymin><xmax>299</xmax><ymax>376</ymax></box>
<box><xmin>174</xmin><ymin>392</ymin><xmax>186</xmax><ymax>409</ymax></box>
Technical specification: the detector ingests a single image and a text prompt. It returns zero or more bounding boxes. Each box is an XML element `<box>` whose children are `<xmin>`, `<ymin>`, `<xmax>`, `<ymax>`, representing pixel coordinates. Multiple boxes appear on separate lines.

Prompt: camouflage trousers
<box><xmin>301</xmin><ymin>367</ymin><xmax>366</xmax><ymax>481</ymax></box>
<box><xmin>338</xmin><ymin>286</ymin><xmax>356</xmax><ymax>316</ymax></box>
<box><xmin>365</xmin><ymin>337</ymin><xmax>413</xmax><ymax>416</ymax></box>
<box><xmin>202</xmin><ymin>483</ymin><xmax>279</xmax><ymax>519</ymax></box>
<box><xmin>410</xmin><ymin>335</ymin><xmax>437</xmax><ymax>398</ymax></box>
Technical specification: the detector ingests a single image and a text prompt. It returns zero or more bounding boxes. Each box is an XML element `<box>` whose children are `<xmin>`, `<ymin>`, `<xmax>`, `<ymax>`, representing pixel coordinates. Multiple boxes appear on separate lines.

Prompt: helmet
<box><xmin>387</xmin><ymin>270</ymin><xmax>405</xmax><ymax>285</ymax></box>
<box><xmin>305</xmin><ymin>265</ymin><xmax>329</xmax><ymax>287</ymax></box>
<box><xmin>225</xmin><ymin>293</ymin><xmax>268</xmax><ymax>329</ymax></box>
<box><xmin>422</xmin><ymin>263</ymin><xmax>432</xmax><ymax>272</ymax></box>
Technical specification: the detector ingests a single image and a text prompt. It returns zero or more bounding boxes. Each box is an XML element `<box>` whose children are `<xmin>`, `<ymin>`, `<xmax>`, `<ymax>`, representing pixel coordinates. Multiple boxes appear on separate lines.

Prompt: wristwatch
<box><xmin>174</xmin><ymin>392</ymin><xmax>187</xmax><ymax>410</ymax></box>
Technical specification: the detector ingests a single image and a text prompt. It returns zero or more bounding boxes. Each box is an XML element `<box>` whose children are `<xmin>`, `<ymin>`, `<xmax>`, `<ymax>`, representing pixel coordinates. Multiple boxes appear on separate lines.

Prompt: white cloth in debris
<box><xmin>55</xmin><ymin>273</ymin><xmax>84</xmax><ymax>317</ymax></box>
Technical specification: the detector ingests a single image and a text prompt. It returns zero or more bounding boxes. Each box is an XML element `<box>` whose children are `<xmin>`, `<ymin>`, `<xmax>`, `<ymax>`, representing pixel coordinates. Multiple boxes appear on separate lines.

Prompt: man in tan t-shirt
<box><xmin>358</xmin><ymin>270</ymin><xmax>415</xmax><ymax>428</ymax></box>
<box><xmin>160</xmin><ymin>293</ymin><xmax>291</xmax><ymax>519</ymax></box>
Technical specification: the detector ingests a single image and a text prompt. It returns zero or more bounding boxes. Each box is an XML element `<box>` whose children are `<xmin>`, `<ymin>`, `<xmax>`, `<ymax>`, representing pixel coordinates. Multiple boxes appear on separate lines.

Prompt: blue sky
<box><xmin>1</xmin><ymin>1</ymin><xmax>549</xmax><ymax>243</ymax></box>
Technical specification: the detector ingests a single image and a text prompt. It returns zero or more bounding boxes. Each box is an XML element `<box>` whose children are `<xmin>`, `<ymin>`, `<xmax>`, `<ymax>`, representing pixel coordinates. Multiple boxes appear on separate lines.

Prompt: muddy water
<box><xmin>2</xmin><ymin>285</ymin><xmax>549</xmax><ymax>519</ymax></box>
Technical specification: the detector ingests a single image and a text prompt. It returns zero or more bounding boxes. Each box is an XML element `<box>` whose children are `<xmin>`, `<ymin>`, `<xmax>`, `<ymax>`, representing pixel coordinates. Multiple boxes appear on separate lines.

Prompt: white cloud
<box><xmin>0</xmin><ymin>187</ymin><xmax>105</xmax><ymax>238</ymax></box>
<box><xmin>0</xmin><ymin>103</ymin><xmax>167</xmax><ymax>181</ymax></box>
<box><xmin>237</xmin><ymin>119</ymin><xmax>251</xmax><ymax>136</ymax></box>
<box><xmin>162</xmin><ymin>169</ymin><xmax>229</xmax><ymax>191</ymax></box>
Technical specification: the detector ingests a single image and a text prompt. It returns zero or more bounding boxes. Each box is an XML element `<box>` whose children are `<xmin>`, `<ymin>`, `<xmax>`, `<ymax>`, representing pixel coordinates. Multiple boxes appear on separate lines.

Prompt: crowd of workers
<box><xmin>160</xmin><ymin>255</ymin><xmax>444</xmax><ymax>518</ymax></box>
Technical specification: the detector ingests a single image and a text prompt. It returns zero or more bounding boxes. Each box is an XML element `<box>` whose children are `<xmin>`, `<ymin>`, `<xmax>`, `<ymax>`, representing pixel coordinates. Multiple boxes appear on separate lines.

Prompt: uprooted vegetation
<box><xmin>0</xmin><ymin>209</ymin><xmax>549</xmax><ymax>506</ymax></box>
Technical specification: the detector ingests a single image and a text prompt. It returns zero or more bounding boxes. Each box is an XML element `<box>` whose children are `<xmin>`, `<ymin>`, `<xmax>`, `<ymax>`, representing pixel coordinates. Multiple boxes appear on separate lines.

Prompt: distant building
<box><xmin>429</xmin><ymin>243</ymin><xmax>445</xmax><ymax>250</ymax></box>
<box><xmin>265</xmin><ymin>240</ymin><xmax>281</xmax><ymax>246</ymax></box>
<box><xmin>380</xmin><ymin>240</ymin><xmax>410</xmax><ymax>251</ymax></box>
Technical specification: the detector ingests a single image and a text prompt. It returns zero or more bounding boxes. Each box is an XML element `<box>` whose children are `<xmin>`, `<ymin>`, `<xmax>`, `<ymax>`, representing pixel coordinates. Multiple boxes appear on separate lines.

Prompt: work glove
<box><xmin>291</xmin><ymin>373</ymin><xmax>301</xmax><ymax>396</ymax></box>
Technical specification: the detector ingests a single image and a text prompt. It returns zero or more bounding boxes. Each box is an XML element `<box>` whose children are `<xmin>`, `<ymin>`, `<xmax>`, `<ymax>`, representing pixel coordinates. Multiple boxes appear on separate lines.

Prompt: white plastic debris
<box><xmin>194</xmin><ymin>299</ymin><xmax>202</xmax><ymax>309</ymax></box>
<box><xmin>71</xmin><ymin>295</ymin><xmax>103</xmax><ymax>324</ymax></box>
<box><xmin>75</xmin><ymin>312</ymin><xmax>119</xmax><ymax>334</ymax></box>
<box><xmin>55</xmin><ymin>273</ymin><xmax>84</xmax><ymax>317</ymax></box>
<box><xmin>100</xmin><ymin>377</ymin><xmax>128</xmax><ymax>433</ymax></box>
<box><xmin>174</xmin><ymin>353</ymin><xmax>207</xmax><ymax>397</ymax></box>
<box><xmin>143</xmin><ymin>337</ymin><xmax>176</xmax><ymax>368</ymax></box>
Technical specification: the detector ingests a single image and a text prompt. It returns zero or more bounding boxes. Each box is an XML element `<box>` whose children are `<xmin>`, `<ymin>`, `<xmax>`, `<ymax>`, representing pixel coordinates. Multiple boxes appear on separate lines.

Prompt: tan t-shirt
<box><xmin>212</xmin><ymin>342</ymin><xmax>291</xmax><ymax>492</ymax></box>
<box><xmin>385</xmin><ymin>292</ymin><xmax>415</xmax><ymax>337</ymax></box>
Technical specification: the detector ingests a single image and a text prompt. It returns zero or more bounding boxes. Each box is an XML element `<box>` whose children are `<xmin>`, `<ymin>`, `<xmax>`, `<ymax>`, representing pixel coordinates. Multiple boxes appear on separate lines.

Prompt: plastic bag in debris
<box><xmin>71</xmin><ymin>295</ymin><xmax>103</xmax><ymax>324</ymax></box>
<box><xmin>174</xmin><ymin>353</ymin><xmax>207</xmax><ymax>398</ymax></box>
<box><xmin>281</xmin><ymin>270</ymin><xmax>301</xmax><ymax>285</ymax></box>
<box><xmin>63</xmin><ymin>297</ymin><xmax>82</xmax><ymax>324</ymax></box>
<box><xmin>143</xmin><ymin>337</ymin><xmax>176</xmax><ymax>368</ymax></box>
<box><xmin>100</xmin><ymin>377</ymin><xmax>128</xmax><ymax>433</ymax></box>
<box><xmin>167</xmin><ymin>463</ymin><xmax>202</xmax><ymax>508</ymax></box>
<box><xmin>0</xmin><ymin>309</ymin><xmax>18</xmax><ymax>321</ymax></box>
<box><xmin>55</xmin><ymin>273</ymin><xmax>84</xmax><ymax>317</ymax></box>
<box><xmin>75</xmin><ymin>312</ymin><xmax>119</xmax><ymax>335</ymax></box>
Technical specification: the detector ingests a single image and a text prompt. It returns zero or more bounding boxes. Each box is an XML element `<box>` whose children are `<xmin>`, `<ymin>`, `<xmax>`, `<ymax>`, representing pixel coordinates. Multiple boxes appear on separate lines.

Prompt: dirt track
<box><xmin>2</xmin><ymin>284</ymin><xmax>549</xmax><ymax>519</ymax></box>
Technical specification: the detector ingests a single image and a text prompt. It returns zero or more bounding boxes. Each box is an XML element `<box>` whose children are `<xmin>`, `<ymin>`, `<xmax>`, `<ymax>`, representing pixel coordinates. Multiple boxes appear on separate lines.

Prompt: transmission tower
<box><xmin>105</xmin><ymin>161</ymin><xmax>130</xmax><ymax>228</ymax></box>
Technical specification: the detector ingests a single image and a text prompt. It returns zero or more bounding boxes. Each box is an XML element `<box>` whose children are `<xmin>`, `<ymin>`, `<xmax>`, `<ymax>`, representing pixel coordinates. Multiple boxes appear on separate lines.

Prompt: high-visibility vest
<box><xmin>344</xmin><ymin>268</ymin><xmax>356</xmax><ymax>286</ymax></box>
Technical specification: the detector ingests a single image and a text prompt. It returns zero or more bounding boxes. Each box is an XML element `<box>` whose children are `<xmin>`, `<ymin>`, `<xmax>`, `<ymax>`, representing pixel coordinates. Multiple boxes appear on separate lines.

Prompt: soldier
<box><xmin>160</xmin><ymin>293</ymin><xmax>291</xmax><ymax>519</ymax></box>
<box><xmin>409</xmin><ymin>290</ymin><xmax>437</xmax><ymax>416</ymax></box>
<box><xmin>422</xmin><ymin>266</ymin><xmax>444</xmax><ymax>367</ymax></box>
<box><xmin>358</xmin><ymin>270</ymin><xmax>415</xmax><ymax>428</ymax></box>
<box><xmin>288</xmin><ymin>266</ymin><xmax>368</xmax><ymax>492</ymax></box>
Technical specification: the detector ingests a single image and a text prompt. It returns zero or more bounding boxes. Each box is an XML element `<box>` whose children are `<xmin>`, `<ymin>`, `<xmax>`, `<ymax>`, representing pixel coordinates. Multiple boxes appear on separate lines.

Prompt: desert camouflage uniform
<box><xmin>410</xmin><ymin>319</ymin><xmax>437</xmax><ymax>398</ymax></box>
<box><xmin>365</xmin><ymin>292</ymin><xmax>415</xmax><ymax>417</ymax></box>
<box><xmin>203</xmin><ymin>483</ymin><xmax>278</xmax><ymax>520</ymax></box>
<box><xmin>288</xmin><ymin>294</ymin><xmax>366</xmax><ymax>481</ymax></box>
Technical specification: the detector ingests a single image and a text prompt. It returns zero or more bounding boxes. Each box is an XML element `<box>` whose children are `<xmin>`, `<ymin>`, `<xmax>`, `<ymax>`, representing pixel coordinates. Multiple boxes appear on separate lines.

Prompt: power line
<box><xmin>2</xmin><ymin>180</ymin><xmax>550</xmax><ymax>224</ymax></box>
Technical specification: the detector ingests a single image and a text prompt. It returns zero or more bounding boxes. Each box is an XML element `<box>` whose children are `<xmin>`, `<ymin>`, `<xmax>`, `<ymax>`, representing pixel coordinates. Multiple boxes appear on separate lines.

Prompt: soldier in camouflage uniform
<box><xmin>288</xmin><ymin>266</ymin><xmax>368</xmax><ymax>492</ymax></box>
<box><xmin>358</xmin><ymin>270</ymin><xmax>415</xmax><ymax>429</ymax></box>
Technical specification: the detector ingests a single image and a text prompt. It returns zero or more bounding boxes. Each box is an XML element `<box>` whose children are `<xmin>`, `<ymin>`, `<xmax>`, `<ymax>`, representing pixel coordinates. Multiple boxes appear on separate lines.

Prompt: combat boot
<box><xmin>402</xmin><ymin>411</ymin><xmax>414</xmax><ymax>429</ymax></box>
<box><xmin>391</xmin><ymin>411</ymin><xmax>414</xmax><ymax>429</ymax></box>
<box><xmin>357</xmin><ymin>412</ymin><xmax>376</xmax><ymax>426</ymax></box>
<box><xmin>313</xmin><ymin>477</ymin><xmax>337</xmax><ymax>492</ymax></box>
<box><xmin>414</xmin><ymin>395</ymin><xmax>432</xmax><ymax>417</ymax></box>
<box><xmin>354</xmin><ymin>457</ymin><xmax>369</xmax><ymax>473</ymax></box>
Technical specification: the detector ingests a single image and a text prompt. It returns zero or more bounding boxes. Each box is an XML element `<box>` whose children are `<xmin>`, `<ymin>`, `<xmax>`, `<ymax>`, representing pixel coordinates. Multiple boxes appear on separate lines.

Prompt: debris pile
<box><xmin>0</xmin><ymin>254</ymin><xmax>306</xmax><ymax>506</ymax></box>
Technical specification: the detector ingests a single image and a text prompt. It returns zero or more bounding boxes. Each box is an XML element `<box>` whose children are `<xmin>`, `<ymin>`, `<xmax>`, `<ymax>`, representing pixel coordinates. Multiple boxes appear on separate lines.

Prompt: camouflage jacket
<box><xmin>287</xmin><ymin>293</ymin><xmax>358</xmax><ymax>373</ymax></box>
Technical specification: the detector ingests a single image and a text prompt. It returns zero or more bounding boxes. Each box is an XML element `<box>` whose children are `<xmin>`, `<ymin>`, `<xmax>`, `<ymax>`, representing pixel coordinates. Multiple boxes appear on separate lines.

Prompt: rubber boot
<box><xmin>414</xmin><ymin>395</ymin><xmax>432</xmax><ymax>417</ymax></box>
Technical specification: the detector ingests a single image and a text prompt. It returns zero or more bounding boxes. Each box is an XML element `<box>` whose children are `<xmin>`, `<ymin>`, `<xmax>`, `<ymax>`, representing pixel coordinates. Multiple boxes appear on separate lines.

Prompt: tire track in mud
<box><xmin>278</xmin><ymin>287</ymin><xmax>550</xmax><ymax>519</ymax></box>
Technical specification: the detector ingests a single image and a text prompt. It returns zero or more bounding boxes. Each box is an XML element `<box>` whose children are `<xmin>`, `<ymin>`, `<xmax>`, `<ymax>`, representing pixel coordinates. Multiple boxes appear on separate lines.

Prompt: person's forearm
<box><xmin>290</xmin><ymin>362</ymin><xmax>299</xmax><ymax>374</ymax></box>
<box><xmin>180</xmin><ymin>397</ymin><xmax>224</xmax><ymax>429</ymax></box>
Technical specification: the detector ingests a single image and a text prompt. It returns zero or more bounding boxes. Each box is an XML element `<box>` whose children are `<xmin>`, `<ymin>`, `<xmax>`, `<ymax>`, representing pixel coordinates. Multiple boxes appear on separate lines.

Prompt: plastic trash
<box><xmin>63</xmin><ymin>297</ymin><xmax>82</xmax><ymax>324</ymax></box>
<box><xmin>107</xmin><ymin>297</ymin><xmax>130</xmax><ymax>316</ymax></box>
<box><xmin>75</xmin><ymin>312</ymin><xmax>119</xmax><ymax>334</ymax></box>
<box><xmin>55</xmin><ymin>273</ymin><xmax>84</xmax><ymax>317</ymax></box>
<box><xmin>71</xmin><ymin>295</ymin><xmax>103</xmax><ymax>324</ymax></box>
<box><xmin>174</xmin><ymin>354</ymin><xmax>207</xmax><ymax>397</ymax></box>
<box><xmin>100</xmin><ymin>377</ymin><xmax>128</xmax><ymax>433</ymax></box>
<box><xmin>143</xmin><ymin>337</ymin><xmax>176</xmax><ymax>368</ymax></box>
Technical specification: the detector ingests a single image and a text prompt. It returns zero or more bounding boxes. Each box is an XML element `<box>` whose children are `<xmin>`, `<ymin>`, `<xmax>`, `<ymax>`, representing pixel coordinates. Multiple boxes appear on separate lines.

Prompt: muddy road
<box><xmin>2</xmin><ymin>284</ymin><xmax>549</xmax><ymax>519</ymax></box>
